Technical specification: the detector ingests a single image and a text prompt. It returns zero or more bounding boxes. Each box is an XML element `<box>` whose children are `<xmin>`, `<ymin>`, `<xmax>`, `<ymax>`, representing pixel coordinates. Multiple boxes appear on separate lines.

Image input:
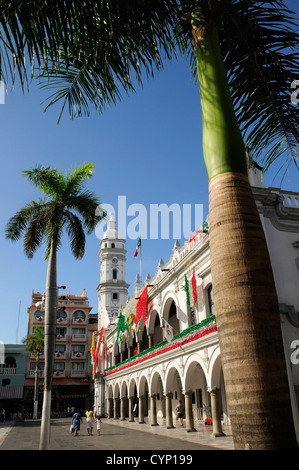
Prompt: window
<box><xmin>111</xmin><ymin>243</ymin><xmax>115</xmax><ymax>248</ymax></box>
<box><xmin>55</xmin><ymin>344</ymin><xmax>66</xmax><ymax>356</ymax></box>
<box><xmin>71</xmin><ymin>328</ymin><xmax>86</xmax><ymax>339</ymax></box>
<box><xmin>34</xmin><ymin>310</ymin><xmax>44</xmax><ymax>322</ymax></box>
<box><xmin>71</xmin><ymin>345</ymin><xmax>85</xmax><ymax>357</ymax></box>
<box><xmin>53</xmin><ymin>362</ymin><xmax>65</xmax><ymax>376</ymax></box>
<box><xmin>71</xmin><ymin>362</ymin><xmax>85</xmax><ymax>375</ymax></box>
<box><xmin>73</xmin><ymin>311</ymin><xmax>86</xmax><ymax>323</ymax></box>
<box><xmin>5</xmin><ymin>357</ymin><xmax>16</xmax><ymax>368</ymax></box>
<box><xmin>112</xmin><ymin>269</ymin><xmax>117</xmax><ymax>280</ymax></box>
<box><xmin>56</xmin><ymin>327</ymin><xmax>67</xmax><ymax>339</ymax></box>
<box><xmin>112</xmin><ymin>293</ymin><xmax>118</xmax><ymax>300</ymax></box>
<box><xmin>57</xmin><ymin>310</ymin><xmax>67</xmax><ymax>322</ymax></box>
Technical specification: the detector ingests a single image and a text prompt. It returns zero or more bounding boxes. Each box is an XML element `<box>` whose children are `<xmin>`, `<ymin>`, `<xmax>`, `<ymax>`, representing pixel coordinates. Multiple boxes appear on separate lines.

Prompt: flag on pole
<box><xmin>134</xmin><ymin>236</ymin><xmax>141</xmax><ymax>257</ymax></box>
<box><xmin>184</xmin><ymin>274</ymin><xmax>191</xmax><ymax>307</ymax></box>
<box><xmin>105</xmin><ymin>336</ymin><xmax>108</xmax><ymax>360</ymax></box>
<box><xmin>164</xmin><ymin>320</ymin><xmax>174</xmax><ymax>342</ymax></box>
<box><xmin>134</xmin><ymin>286</ymin><xmax>148</xmax><ymax>330</ymax></box>
<box><xmin>176</xmin><ymin>306</ymin><xmax>188</xmax><ymax>324</ymax></box>
<box><xmin>192</xmin><ymin>268</ymin><xmax>197</xmax><ymax>305</ymax></box>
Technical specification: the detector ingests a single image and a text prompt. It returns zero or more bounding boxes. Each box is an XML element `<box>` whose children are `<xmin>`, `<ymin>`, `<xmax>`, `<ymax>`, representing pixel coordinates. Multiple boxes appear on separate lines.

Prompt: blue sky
<box><xmin>0</xmin><ymin>2</ymin><xmax>298</xmax><ymax>344</ymax></box>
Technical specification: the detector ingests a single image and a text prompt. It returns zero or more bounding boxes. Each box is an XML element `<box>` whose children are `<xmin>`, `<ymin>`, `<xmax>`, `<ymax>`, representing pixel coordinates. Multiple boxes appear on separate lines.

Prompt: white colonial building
<box><xmin>93</xmin><ymin>166</ymin><xmax>299</xmax><ymax>442</ymax></box>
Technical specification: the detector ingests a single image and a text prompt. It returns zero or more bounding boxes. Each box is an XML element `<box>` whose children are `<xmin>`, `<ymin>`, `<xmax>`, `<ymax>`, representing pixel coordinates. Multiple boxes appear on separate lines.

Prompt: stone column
<box><xmin>128</xmin><ymin>396</ymin><xmax>135</xmax><ymax>422</ymax></box>
<box><xmin>120</xmin><ymin>396</ymin><xmax>126</xmax><ymax>421</ymax></box>
<box><xmin>113</xmin><ymin>397</ymin><xmax>119</xmax><ymax>420</ymax></box>
<box><xmin>95</xmin><ymin>374</ymin><xmax>105</xmax><ymax>418</ymax></box>
<box><xmin>107</xmin><ymin>398</ymin><xmax>113</xmax><ymax>419</ymax></box>
<box><xmin>150</xmin><ymin>394</ymin><xmax>158</xmax><ymax>426</ymax></box>
<box><xmin>184</xmin><ymin>391</ymin><xmax>197</xmax><ymax>432</ymax></box>
<box><xmin>210</xmin><ymin>388</ymin><xmax>225</xmax><ymax>437</ymax></box>
<box><xmin>138</xmin><ymin>395</ymin><xmax>145</xmax><ymax>423</ymax></box>
<box><xmin>165</xmin><ymin>393</ymin><xmax>174</xmax><ymax>429</ymax></box>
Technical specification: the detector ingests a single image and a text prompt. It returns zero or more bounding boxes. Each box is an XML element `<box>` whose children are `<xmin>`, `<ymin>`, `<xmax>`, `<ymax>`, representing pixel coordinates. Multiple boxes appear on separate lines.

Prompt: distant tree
<box><xmin>23</xmin><ymin>325</ymin><xmax>44</xmax><ymax>419</ymax></box>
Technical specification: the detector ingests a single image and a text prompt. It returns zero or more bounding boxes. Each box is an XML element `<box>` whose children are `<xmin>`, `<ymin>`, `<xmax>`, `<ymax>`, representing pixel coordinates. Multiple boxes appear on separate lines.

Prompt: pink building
<box><xmin>24</xmin><ymin>289</ymin><xmax>97</xmax><ymax>416</ymax></box>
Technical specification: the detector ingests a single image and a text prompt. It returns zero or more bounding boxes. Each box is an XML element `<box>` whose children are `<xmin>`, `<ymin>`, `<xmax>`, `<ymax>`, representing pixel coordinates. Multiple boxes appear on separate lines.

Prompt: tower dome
<box><xmin>102</xmin><ymin>212</ymin><xmax>123</xmax><ymax>241</ymax></box>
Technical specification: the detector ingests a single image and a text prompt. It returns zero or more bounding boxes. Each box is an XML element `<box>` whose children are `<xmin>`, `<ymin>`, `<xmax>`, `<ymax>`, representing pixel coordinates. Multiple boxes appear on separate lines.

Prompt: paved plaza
<box><xmin>0</xmin><ymin>417</ymin><xmax>234</xmax><ymax>452</ymax></box>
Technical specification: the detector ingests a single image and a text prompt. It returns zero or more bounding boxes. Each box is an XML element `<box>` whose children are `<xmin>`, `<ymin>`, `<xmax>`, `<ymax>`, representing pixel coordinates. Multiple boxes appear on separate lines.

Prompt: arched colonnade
<box><xmin>104</xmin><ymin>344</ymin><xmax>228</xmax><ymax>437</ymax></box>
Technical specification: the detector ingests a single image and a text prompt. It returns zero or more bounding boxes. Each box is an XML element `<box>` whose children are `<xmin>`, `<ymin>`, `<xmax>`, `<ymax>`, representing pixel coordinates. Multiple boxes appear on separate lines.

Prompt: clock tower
<box><xmin>96</xmin><ymin>213</ymin><xmax>129</xmax><ymax>329</ymax></box>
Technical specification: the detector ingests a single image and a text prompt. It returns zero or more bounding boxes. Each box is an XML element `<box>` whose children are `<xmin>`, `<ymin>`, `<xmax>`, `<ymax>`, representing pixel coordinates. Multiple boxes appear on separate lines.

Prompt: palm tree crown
<box><xmin>5</xmin><ymin>162</ymin><xmax>104</xmax><ymax>259</ymax></box>
<box><xmin>23</xmin><ymin>324</ymin><xmax>44</xmax><ymax>361</ymax></box>
<box><xmin>1</xmin><ymin>2</ymin><xmax>298</xmax><ymax>174</ymax></box>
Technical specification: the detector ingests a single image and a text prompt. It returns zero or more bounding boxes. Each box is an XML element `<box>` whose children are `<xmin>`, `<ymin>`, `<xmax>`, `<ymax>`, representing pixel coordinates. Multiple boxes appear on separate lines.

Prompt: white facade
<box><xmin>96</xmin><ymin>213</ymin><xmax>129</xmax><ymax>330</ymax></box>
<box><xmin>94</xmin><ymin>170</ymin><xmax>299</xmax><ymax>441</ymax></box>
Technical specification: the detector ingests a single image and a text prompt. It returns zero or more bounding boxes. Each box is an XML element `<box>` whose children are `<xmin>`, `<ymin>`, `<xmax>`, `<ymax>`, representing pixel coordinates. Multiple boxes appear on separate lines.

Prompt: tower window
<box><xmin>111</xmin><ymin>243</ymin><xmax>115</xmax><ymax>248</ymax></box>
<box><xmin>113</xmin><ymin>293</ymin><xmax>118</xmax><ymax>300</ymax></box>
<box><xmin>113</xmin><ymin>269</ymin><xmax>117</xmax><ymax>280</ymax></box>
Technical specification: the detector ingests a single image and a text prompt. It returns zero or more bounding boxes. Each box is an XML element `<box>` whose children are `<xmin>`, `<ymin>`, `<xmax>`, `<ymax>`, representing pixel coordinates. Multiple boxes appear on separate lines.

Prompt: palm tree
<box><xmin>2</xmin><ymin>1</ymin><xmax>299</xmax><ymax>449</ymax></box>
<box><xmin>0</xmin><ymin>1</ymin><xmax>177</xmax><ymax>121</ymax></box>
<box><xmin>176</xmin><ymin>2</ymin><xmax>298</xmax><ymax>450</ymax></box>
<box><xmin>23</xmin><ymin>325</ymin><xmax>44</xmax><ymax>419</ymax></box>
<box><xmin>6</xmin><ymin>162</ymin><xmax>105</xmax><ymax>449</ymax></box>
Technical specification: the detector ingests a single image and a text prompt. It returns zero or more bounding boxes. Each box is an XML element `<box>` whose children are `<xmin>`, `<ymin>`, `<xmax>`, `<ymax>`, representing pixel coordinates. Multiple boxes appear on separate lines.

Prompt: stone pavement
<box><xmin>0</xmin><ymin>417</ymin><xmax>235</xmax><ymax>451</ymax></box>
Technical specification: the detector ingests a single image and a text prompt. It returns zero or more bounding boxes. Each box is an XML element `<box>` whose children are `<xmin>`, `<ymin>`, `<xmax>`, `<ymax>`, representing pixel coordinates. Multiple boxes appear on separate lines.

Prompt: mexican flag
<box><xmin>134</xmin><ymin>236</ymin><xmax>141</xmax><ymax>257</ymax></box>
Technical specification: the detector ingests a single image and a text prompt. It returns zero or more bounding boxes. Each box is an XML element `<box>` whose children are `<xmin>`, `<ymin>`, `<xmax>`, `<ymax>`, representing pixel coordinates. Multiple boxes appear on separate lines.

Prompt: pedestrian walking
<box><xmin>85</xmin><ymin>408</ymin><xmax>94</xmax><ymax>435</ymax></box>
<box><xmin>95</xmin><ymin>416</ymin><xmax>102</xmax><ymax>436</ymax></box>
<box><xmin>176</xmin><ymin>400</ymin><xmax>184</xmax><ymax>427</ymax></box>
<box><xmin>71</xmin><ymin>409</ymin><xmax>83</xmax><ymax>436</ymax></box>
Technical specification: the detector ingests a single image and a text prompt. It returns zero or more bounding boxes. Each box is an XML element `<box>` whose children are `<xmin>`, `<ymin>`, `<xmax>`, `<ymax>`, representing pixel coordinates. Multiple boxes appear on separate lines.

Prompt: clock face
<box><xmin>112</xmin><ymin>257</ymin><xmax>118</xmax><ymax>264</ymax></box>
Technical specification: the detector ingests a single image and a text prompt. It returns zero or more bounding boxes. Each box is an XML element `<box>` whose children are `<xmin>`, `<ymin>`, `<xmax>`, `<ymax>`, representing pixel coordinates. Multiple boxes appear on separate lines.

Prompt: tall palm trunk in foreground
<box><xmin>39</xmin><ymin>234</ymin><xmax>58</xmax><ymax>449</ymax></box>
<box><xmin>192</xmin><ymin>8</ymin><xmax>297</xmax><ymax>450</ymax></box>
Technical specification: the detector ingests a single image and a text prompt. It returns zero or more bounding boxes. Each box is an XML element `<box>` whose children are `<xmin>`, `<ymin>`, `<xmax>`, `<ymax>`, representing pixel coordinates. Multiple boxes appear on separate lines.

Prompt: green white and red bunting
<box><xmin>134</xmin><ymin>236</ymin><xmax>141</xmax><ymax>257</ymax></box>
<box><xmin>134</xmin><ymin>285</ymin><xmax>148</xmax><ymax>330</ymax></box>
<box><xmin>184</xmin><ymin>269</ymin><xmax>204</xmax><ymax>309</ymax></box>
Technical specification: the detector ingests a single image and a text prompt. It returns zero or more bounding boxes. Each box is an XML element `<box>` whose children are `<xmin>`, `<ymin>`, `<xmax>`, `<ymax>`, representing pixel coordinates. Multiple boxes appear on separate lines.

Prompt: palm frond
<box><xmin>23</xmin><ymin>165</ymin><xmax>65</xmax><ymax>198</ymax></box>
<box><xmin>178</xmin><ymin>0</ymin><xmax>299</xmax><ymax>177</ymax></box>
<box><xmin>1</xmin><ymin>1</ymin><xmax>178</xmax><ymax>110</ymax></box>
<box><xmin>64</xmin><ymin>163</ymin><xmax>96</xmax><ymax>195</ymax></box>
<box><xmin>64</xmin><ymin>190</ymin><xmax>103</xmax><ymax>234</ymax></box>
<box><xmin>63</xmin><ymin>210</ymin><xmax>86</xmax><ymax>259</ymax></box>
<box><xmin>23</xmin><ymin>207</ymin><xmax>51</xmax><ymax>258</ymax></box>
<box><xmin>5</xmin><ymin>199</ymin><xmax>48</xmax><ymax>241</ymax></box>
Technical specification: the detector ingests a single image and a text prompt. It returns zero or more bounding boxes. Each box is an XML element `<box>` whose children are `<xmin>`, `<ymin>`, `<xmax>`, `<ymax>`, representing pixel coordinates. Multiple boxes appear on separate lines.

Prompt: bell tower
<box><xmin>96</xmin><ymin>213</ymin><xmax>129</xmax><ymax>329</ymax></box>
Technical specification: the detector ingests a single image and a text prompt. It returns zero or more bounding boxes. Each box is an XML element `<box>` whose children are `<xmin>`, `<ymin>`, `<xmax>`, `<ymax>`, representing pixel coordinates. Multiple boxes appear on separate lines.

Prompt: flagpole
<box><xmin>140</xmin><ymin>234</ymin><xmax>142</xmax><ymax>286</ymax></box>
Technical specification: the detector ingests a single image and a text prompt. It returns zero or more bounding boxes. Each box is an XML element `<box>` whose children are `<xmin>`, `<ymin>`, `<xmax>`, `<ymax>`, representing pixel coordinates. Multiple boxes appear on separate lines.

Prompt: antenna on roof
<box><xmin>16</xmin><ymin>300</ymin><xmax>21</xmax><ymax>343</ymax></box>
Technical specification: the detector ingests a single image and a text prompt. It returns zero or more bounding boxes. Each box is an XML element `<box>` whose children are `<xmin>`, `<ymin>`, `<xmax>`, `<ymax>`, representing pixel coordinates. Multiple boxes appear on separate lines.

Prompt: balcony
<box><xmin>71</xmin><ymin>331</ymin><xmax>86</xmax><ymax>341</ymax></box>
<box><xmin>71</xmin><ymin>351</ymin><xmax>86</xmax><ymax>359</ymax></box>
<box><xmin>54</xmin><ymin>351</ymin><xmax>67</xmax><ymax>359</ymax></box>
<box><xmin>53</xmin><ymin>369</ymin><xmax>66</xmax><ymax>377</ymax></box>
<box><xmin>104</xmin><ymin>315</ymin><xmax>217</xmax><ymax>377</ymax></box>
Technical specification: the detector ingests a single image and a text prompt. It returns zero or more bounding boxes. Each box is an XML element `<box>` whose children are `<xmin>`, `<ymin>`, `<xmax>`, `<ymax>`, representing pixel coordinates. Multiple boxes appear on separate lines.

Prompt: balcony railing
<box><xmin>70</xmin><ymin>369</ymin><xmax>86</xmax><ymax>376</ymax></box>
<box><xmin>71</xmin><ymin>333</ymin><xmax>86</xmax><ymax>341</ymax></box>
<box><xmin>0</xmin><ymin>367</ymin><xmax>16</xmax><ymax>375</ymax></box>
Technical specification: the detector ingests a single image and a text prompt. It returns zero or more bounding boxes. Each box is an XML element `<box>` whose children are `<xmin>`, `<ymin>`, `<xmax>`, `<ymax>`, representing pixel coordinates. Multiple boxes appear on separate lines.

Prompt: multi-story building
<box><xmin>93</xmin><ymin>165</ymin><xmax>299</xmax><ymax>445</ymax></box>
<box><xmin>24</xmin><ymin>290</ymin><xmax>97</xmax><ymax>416</ymax></box>
<box><xmin>0</xmin><ymin>344</ymin><xmax>27</xmax><ymax>418</ymax></box>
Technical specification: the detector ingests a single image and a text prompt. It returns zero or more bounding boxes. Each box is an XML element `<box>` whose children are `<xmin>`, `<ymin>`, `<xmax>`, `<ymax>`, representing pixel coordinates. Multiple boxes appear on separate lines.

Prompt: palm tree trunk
<box><xmin>39</xmin><ymin>235</ymin><xmax>58</xmax><ymax>450</ymax></box>
<box><xmin>33</xmin><ymin>354</ymin><xmax>40</xmax><ymax>419</ymax></box>
<box><xmin>193</xmin><ymin>10</ymin><xmax>297</xmax><ymax>449</ymax></box>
